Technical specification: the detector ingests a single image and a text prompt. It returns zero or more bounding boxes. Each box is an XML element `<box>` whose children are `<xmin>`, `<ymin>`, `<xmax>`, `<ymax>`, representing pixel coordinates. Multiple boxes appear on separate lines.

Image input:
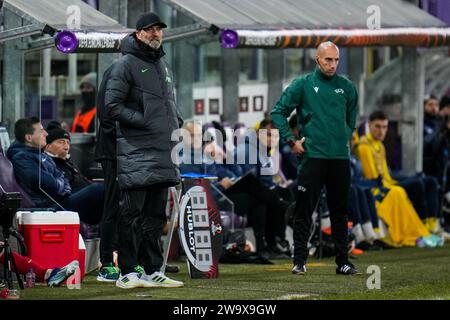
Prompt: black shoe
<box><xmin>373</xmin><ymin>239</ymin><xmax>394</xmax><ymax>250</ymax></box>
<box><xmin>292</xmin><ymin>264</ymin><xmax>307</xmax><ymax>275</ymax></box>
<box><xmin>336</xmin><ymin>262</ymin><xmax>362</xmax><ymax>275</ymax></box>
<box><xmin>258</xmin><ymin>250</ymin><xmax>271</xmax><ymax>261</ymax></box>
<box><xmin>165</xmin><ymin>265</ymin><xmax>180</xmax><ymax>274</ymax></box>
<box><xmin>355</xmin><ymin>241</ymin><xmax>371</xmax><ymax>250</ymax></box>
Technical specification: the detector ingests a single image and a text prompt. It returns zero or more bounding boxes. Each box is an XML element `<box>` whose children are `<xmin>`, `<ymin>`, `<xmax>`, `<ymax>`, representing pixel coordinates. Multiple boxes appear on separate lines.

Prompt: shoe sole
<box><xmin>292</xmin><ymin>271</ymin><xmax>306</xmax><ymax>275</ymax></box>
<box><xmin>48</xmin><ymin>268</ymin><xmax>78</xmax><ymax>287</ymax></box>
<box><xmin>140</xmin><ymin>281</ymin><xmax>184</xmax><ymax>288</ymax></box>
<box><xmin>97</xmin><ymin>276</ymin><xmax>119</xmax><ymax>283</ymax></box>
<box><xmin>116</xmin><ymin>282</ymin><xmax>142</xmax><ymax>289</ymax></box>
<box><xmin>336</xmin><ymin>272</ymin><xmax>362</xmax><ymax>276</ymax></box>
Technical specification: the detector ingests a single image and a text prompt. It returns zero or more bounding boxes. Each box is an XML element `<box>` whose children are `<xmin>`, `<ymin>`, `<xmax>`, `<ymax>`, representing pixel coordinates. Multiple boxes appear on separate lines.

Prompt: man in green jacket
<box><xmin>271</xmin><ymin>41</ymin><xmax>360</xmax><ymax>276</ymax></box>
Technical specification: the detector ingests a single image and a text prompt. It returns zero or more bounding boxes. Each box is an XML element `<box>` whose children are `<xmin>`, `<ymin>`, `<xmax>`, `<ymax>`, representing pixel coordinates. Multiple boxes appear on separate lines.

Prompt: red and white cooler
<box><xmin>78</xmin><ymin>234</ymin><xmax>86</xmax><ymax>279</ymax></box>
<box><xmin>17</xmin><ymin>211</ymin><xmax>82</xmax><ymax>278</ymax></box>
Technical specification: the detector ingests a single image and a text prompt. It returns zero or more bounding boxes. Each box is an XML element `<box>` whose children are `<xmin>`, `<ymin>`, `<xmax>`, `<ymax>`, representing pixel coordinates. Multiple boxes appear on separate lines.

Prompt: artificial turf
<box><xmin>17</xmin><ymin>243</ymin><xmax>450</xmax><ymax>300</ymax></box>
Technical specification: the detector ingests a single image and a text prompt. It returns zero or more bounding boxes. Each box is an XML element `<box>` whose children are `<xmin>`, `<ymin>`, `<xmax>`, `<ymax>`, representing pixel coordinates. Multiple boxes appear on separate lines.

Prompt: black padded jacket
<box><xmin>104</xmin><ymin>33</ymin><xmax>183</xmax><ymax>189</ymax></box>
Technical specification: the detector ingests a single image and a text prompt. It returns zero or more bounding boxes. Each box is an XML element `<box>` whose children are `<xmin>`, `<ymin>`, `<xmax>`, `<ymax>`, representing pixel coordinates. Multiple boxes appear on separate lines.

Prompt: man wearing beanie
<box><xmin>45</xmin><ymin>123</ymin><xmax>92</xmax><ymax>193</ymax></box>
<box><xmin>72</xmin><ymin>72</ymin><xmax>97</xmax><ymax>133</ymax></box>
<box><xmin>105</xmin><ymin>12</ymin><xmax>184</xmax><ymax>289</ymax></box>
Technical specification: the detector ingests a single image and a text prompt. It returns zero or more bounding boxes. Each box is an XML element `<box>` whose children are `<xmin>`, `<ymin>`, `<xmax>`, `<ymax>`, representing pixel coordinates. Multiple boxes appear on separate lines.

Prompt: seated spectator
<box><xmin>0</xmin><ymin>243</ymin><xmax>79</xmax><ymax>287</ymax></box>
<box><xmin>233</xmin><ymin>119</ymin><xmax>292</xmax><ymax>252</ymax></box>
<box><xmin>423</xmin><ymin>95</ymin><xmax>442</xmax><ymax>178</ymax></box>
<box><xmin>7</xmin><ymin>117</ymin><xmax>103</xmax><ymax>225</ymax></box>
<box><xmin>432</xmin><ymin>116</ymin><xmax>450</xmax><ymax>191</ymax></box>
<box><xmin>355</xmin><ymin>112</ymin><xmax>444</xmax><ymax>247</ymax></box>
<box><xmin>359</xmin><ymin>111</ymin><xmax>441</xmax><ymax>232</ymax></box>
<box><xmin>438</xmin><ymin>95</ymin><xmax>450</xmax><ymax>118</ymax></box>
<box><xmin>430</xmin><ymin>116</ymin><xmax>450</xmax><ymax>233</ymax></box>
<box><xmin>179</xmin><ymin>121</ymin><xmax>289</xmax><ymax>259</ymax></box>
<box><xmin>349</xmin><ymin>134</ymin><xmax>386</xmax><ymax>249</ymax></box>
<box><xmin>348</xmin><ymin>184</ymin><xmax>381</xmax><ymax>249</ymax></box>
<box><xmin>234</xmin><ymin>119</ymin><xmax>291</xmax><ymax>193</ymax></box>
<box><xmin>44</xmin><ymin>122</ymin><xmax>93</xmax><ymax>193</ymax></box>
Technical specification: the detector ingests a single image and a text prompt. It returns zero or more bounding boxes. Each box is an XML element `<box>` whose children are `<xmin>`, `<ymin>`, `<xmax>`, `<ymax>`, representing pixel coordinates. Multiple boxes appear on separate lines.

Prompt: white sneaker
<box><xmin>47</xmin><ymin>260</ymin><xmax>79</xmax><ymax>287</ymax></box>
<box><xmin>139</xmin><ymin>271</ymin><xmax>184</xmax><ymax>288</ymax></box>
<box><xmin>116</xmin><ymin>272</ymin><xmax>141</xmax><ymax>289</ymax></box>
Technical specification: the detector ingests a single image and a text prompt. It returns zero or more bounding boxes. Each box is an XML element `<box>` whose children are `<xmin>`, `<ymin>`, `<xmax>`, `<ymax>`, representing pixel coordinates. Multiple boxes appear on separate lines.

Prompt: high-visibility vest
<box><xmin>71</xmin><ymin>107</ymin><xmax>96</xmax><ymax>133</ymax></box>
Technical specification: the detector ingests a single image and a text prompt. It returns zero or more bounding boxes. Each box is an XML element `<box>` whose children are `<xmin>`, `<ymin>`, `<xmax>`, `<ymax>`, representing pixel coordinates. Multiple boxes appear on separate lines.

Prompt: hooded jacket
<box><xmin>105</xmin><ymin>34</ymin><xmax>184</xmax><ymax>189</ymax></box>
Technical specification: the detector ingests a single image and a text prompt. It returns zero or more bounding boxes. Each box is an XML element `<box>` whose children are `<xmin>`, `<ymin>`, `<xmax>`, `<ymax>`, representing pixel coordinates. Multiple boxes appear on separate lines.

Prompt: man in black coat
<box><xmin>105</xmin><ymin>12</ymin><xmax>183</xmax><ymax>289</ymax></box>
<box><xmin>95</xmin><ymin>63</ymin><xmax>122</xmax><ymax>282</ymax></box>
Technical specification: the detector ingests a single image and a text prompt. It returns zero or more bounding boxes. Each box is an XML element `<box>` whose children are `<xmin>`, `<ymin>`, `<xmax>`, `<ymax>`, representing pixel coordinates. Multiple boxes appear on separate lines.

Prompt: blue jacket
<box><xmin>178</xmin><ymin>149</ymin><xmax>242</xmax><ymax>200</ymax></box>
<box><xmin>178</xmin><ymin>148</ymin><xmax>242</xmax><ymax>180</ymax></box>
<box><xmin>279</xmin><ymin>141</ymin><xmax>299</xmax><ymax>180</ymax></box>
<box><xmin>350</xmin><ymin>155</ymin><xmax>378</xmax><ymax>188</ymax></box>
<box><xmin>7</xmin><ymin>142</ymin><xmax>70</xmax><ymax>207</ymax></box>
<box><xmin>234</xmin><ymin>138</ymin><xmax>275</xmax><ymax>188</ymax></box>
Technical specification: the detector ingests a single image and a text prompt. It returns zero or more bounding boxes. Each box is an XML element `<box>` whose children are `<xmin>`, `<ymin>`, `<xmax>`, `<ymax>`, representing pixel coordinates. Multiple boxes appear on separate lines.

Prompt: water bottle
<box><xmin>25</xmin><ymin>268</ymin><xmax>36</xmax><ymax>288</ymax></box>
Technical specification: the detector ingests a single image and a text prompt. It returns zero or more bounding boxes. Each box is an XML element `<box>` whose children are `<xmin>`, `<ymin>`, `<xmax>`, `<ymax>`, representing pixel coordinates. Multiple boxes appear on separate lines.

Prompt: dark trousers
<box><xmin>226</xmin><ymin>192</ymin><xmax>268</xmax><ymax>250</ymax></box>
<box><xmin>225</xmin><ymin>174</ymin><xmax>288</xmax><ymax>250</ymax></box>
<box><xmin>118</xmin><ymin>184</ymin><xmax>168</xmax><ymax>275</ymax></box>
<box><xmin>99</xmin><ymin>160</ymin><xmax>120</xmax><ymax>265</ymax></box>
<box><xmin>363</xmin><ymin>188</ymin><xmax>379</xmax><ymax>228</ymax></box>
<box><xmin>349</xmin><ymin>185</ymin><xmax>378</xmax><ymax>227</ymax></box>
<box><xmin>349</xmin><ymin>185</ymin><xmax>371</xmax><ymax>225</ymax></box>
<box><xmin>60</xmin><ymin>183</ymin><xmax>104</xmax><ymax>225</ymax></box>
<box><xmin>293</xmin><ymin>158</ymin><xmax>351</xmax><ymax>266</ymax></box>
<box><xmin>398</xmin><ymin>176</ymin><xmax>439</xmax><ymax>220</ymax></box>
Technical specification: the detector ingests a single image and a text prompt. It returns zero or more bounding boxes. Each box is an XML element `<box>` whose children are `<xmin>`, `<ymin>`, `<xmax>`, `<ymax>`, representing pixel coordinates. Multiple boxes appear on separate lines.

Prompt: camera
<box><xmin>0</xmin><ymin>191</ymin><xmax>25</xmax><ymax>291</ymax></box>
<box><xmin>0</xmin><ymin>192</ymin><xmax>22</xmax><ymax>230</ymax></box>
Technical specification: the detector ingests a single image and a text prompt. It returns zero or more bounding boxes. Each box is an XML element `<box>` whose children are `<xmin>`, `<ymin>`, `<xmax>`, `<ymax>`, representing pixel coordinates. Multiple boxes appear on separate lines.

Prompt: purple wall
<box><xmin>420</xmin><ymin>0</ymin><xmax>450</xmax><ymax>26</ymax></box>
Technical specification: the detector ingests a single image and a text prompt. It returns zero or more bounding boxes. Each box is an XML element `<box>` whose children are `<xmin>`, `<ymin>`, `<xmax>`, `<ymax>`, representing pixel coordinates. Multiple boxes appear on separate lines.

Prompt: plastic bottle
<box><xmin>25</xmin><ymin>268</ymin><xmax>36</xmax><ymax>288</ymax></box>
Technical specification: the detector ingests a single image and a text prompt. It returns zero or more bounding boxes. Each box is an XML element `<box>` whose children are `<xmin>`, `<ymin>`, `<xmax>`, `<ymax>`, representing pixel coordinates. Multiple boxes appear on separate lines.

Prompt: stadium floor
<box><xmin>19</xmin><ymin>243</ymin><xmax>450</xmax><ymax>300</ymax></box>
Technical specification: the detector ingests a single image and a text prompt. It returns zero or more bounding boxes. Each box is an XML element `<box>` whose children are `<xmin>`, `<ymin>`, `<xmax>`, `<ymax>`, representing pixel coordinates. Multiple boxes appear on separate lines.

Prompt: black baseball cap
<box><xmin>136</xmin><ymin>12</ymin><xmax>167</xmax><ymax>30</ymax></box>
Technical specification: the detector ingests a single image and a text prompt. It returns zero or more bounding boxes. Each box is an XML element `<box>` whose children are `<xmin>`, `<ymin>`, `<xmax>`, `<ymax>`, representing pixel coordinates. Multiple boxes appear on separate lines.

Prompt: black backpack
<box><xmin>219</xmin><ymin>229</ymin><xmax>273</xmax><ymax>265</ymax></box>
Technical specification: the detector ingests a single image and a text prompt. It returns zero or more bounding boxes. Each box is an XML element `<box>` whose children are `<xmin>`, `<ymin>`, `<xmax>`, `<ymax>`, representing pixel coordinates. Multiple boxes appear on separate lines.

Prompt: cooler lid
<box><xmin>17</xmin><ymin>211</ymin><xmax>80</xmax><ymax>225</ymax></box>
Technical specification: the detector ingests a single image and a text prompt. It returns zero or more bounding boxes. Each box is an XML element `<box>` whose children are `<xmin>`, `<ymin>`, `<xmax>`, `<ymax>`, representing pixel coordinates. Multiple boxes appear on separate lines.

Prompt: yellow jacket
<box><xmin>355</xmin><ymin>132</ymin><xmax>430</xmax><ymax>246</ymax></box>
<box><xmin>356</xmin><ymin>133</ymin><xmax>397</xmax><ymax>186</ymax></box>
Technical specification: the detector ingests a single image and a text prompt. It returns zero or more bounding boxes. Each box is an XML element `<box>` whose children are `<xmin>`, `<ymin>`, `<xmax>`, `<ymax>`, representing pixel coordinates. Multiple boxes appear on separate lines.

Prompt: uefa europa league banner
<box><xmin>178</xmin><ymin>178</ymin><xmax>223</xmax><ymax>279</ymax></box>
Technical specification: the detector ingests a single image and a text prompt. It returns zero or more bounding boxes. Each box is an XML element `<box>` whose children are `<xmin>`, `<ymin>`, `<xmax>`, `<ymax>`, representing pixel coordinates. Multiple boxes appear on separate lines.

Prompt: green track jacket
<box><xmin>271</xmin><ymin>67</ymin><xmax>358</xmax><ymax>160</ymax></box>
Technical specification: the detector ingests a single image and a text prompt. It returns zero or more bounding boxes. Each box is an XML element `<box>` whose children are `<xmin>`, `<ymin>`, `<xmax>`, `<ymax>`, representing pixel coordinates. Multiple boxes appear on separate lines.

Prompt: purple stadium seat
<box><xmin>0</xmin><ymin>144</ymin><xmax>35</xmax><ymax>209</ymax></box>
